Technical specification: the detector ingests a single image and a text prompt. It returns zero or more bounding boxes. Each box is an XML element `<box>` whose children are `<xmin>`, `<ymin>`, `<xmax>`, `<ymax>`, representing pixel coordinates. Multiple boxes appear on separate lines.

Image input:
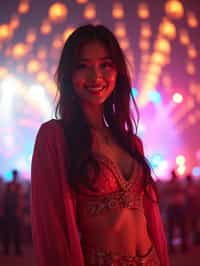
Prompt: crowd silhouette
<box><xmin>0</xmin><ymin>168</ymin><xmax>200</xmax><ymax>257</ymax></box>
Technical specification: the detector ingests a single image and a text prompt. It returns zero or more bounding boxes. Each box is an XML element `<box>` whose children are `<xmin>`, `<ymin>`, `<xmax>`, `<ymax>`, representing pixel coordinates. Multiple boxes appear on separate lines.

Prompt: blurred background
<box><xmin>0</xmin><ymin>0</ymin><xmax>200</xmax><ymax>265</ymax></box>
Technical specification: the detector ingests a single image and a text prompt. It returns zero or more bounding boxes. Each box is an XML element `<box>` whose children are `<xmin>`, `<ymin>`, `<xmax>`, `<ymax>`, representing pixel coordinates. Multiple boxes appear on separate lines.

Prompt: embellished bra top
<box><xmin>76</xmin><ymin>153</ymin><xmax>152</xmax><ymax>260</ymax></box>
<box><xmin>76</xmin><ymin>153</ymin><xmax>145</xmax><ymax>217</ymax></box>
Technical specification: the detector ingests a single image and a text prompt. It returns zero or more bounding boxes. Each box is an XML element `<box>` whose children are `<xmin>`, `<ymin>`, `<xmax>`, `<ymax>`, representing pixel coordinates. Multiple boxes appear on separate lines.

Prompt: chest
<box><xmin>93</xmin><ymin>140</ymin><xmax>134</xmax><ymax>181</ymax></box>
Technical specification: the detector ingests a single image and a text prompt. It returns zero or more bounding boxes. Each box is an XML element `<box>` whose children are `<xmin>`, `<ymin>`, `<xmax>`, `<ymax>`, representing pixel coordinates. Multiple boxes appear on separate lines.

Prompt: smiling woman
<box><xmin>72</xmin><ymin>41</ymin><xmax>117</xmax><ymax>106</ymax></box>
<box><xmin>31</xmin><ymin>24</ymin><xmax>169</xmax><ymax>266</ymax></box>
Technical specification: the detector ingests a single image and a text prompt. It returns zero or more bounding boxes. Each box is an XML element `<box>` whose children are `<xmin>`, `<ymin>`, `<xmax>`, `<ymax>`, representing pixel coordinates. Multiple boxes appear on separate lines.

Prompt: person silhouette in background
<box><xmin>185</xmin><ymin>174</ymin><xmax>200</xmax><ymax>245</ymax></box>
<box><xmin>165</xmin><ymin>169</ymin><xmax>187</xmax><ymax>253</ymax></box>
<box><xmin>2</xmin><ymin>169</ymin><xmax>24</xmax><ymax>256</ymax></box>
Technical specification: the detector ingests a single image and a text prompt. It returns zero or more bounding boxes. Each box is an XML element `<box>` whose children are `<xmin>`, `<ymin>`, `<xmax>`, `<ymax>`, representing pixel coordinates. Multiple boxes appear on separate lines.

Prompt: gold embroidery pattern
<box><xmin>85</xmin><ymin>190</ymin><xmax>143</xmax><ymax>216</ymax></box>
<box><xmin>83</xmin><ymin>245</ymin><xmax>161</xmax><ymax>266</ymax></box>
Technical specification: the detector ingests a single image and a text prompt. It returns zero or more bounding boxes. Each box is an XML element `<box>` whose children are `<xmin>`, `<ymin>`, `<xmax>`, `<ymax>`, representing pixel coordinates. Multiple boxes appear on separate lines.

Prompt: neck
<box><xmin>81</xmin><ymin>102</ymin><xmax>106</xmax><ymax>130</ymax></box>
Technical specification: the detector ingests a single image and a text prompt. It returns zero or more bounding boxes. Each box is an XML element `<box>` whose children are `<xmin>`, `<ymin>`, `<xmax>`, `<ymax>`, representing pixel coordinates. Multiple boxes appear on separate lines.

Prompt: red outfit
<box><xmin>31</xmin><ymin>119</ymin><xmax>169</xmax><ymax>266</ymax></box>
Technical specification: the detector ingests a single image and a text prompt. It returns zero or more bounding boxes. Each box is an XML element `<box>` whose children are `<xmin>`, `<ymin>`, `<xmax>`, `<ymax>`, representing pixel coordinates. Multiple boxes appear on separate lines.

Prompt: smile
<box><xmin>86</xmin><ymin>86</ymin><xmax>106</xmax><ymax>94</ymax></box>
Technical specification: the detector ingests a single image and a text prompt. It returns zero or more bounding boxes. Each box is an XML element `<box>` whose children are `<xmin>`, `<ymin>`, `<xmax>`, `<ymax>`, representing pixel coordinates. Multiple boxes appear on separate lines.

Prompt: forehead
<box><xmin>78</xmin><ymin>41</ymin><xmax>110</xmax><ymax>61</ymax></box>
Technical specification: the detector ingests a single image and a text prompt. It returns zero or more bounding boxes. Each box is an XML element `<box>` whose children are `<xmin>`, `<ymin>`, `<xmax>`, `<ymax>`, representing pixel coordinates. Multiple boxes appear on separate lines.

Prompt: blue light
<box><xmin>150</xmin><ymin>154</ymin><xmax>164</xmax><ymax>168</ymax></box>
<box><xmin>131</xmin><ymin>87</ymin><xmax>138</xmax><ymax>97</ymax></box>
<box><xmin>192</xmin><ymin>166</ymin><xmax>200</xmax><ymax>177</ymax></box>
<box><xmin>4</xmin><ymin>171</ymin><xmax>12</xmax><ymax>181</ymax></box>
<box><xmin>148</xmin><ymin>90</ymin><xmax>161</xmax><ymax>104</ymax></box>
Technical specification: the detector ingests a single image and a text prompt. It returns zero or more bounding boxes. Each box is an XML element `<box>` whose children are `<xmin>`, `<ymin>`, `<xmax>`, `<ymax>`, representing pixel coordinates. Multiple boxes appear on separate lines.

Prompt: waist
<box><xmin>82</xmin><ymin>244</ymin><xmax>160</xmax><ymax>266</ymax></box>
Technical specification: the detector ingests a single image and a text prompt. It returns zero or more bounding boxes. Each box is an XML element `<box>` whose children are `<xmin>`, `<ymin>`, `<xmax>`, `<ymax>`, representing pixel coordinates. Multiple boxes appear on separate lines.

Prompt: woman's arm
<box><xmin>31</xmin><ymin>121</ymin><xmax>84</xmax><ymax>266</ymax></box>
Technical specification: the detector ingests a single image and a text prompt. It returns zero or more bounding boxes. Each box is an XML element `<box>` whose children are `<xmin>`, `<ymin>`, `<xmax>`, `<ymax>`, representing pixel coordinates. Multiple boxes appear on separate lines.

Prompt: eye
<box><xmin>101</xmin><ymin>61</ymin><xmax>115</xmax><ymax>69</ymax></box>
<box><xmin>76</xmin><ymin>63</ymin><xmax>88</xmax><ymax>69</ymax></box>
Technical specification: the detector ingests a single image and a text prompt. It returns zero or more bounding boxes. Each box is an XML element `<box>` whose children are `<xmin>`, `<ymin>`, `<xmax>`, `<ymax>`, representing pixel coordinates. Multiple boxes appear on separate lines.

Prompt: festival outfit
<box><xmin>31</xmin><ymin>119</ymin><xmax>169</xmax><ymax>266</ymax></box>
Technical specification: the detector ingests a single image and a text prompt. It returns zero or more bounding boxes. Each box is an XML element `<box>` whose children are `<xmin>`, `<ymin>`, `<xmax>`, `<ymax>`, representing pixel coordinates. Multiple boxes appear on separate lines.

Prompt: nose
<box><xmin>88</xmin><ymin>65</ymin><xmax>103</xmax><ymax>82</ymax></box>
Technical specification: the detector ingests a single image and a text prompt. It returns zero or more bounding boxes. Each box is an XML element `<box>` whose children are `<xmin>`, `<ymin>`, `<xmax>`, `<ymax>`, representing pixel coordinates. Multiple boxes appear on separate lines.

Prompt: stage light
<box><xmin>150</xmin><ymin>154</ymin><xmax>164</xmax><ymax>168</ymax></box>
<box><xmin>12</xmin><ymin>43</ymin><xmax>29</xmax><ymax>59</ymax></box>
<box><xmin>137</xmin><ymin>3</ymin><xmax>150</xmax><ymax>19</ymax></box>
<box><xmin>172</xmin><ymin>92</ymin><xmax>183</xmax><ymax>103</ymax></box>
<box><xmin>165</xmin><ymin>0</ymin><xmax>184</xmax><ymax>19</ymax></box>
<box><xmin>176</xmin><ymin>165</ymin><xmax>186</xmax><ymax>175</ymax></box>
<box><xmin>9</xmin><ymin>15</ymin><xmax>20</xmax><ymax>30</ymax></box>
<box><xmin>192</xmin><ymin>166</ymin><xmax>200</xmax><ymax>177</ymax></box>
<box><xmin>0</xmin><ymin>24</ymin><xmax>12</xmax><ymax>41</ymax></box>
<box><xmin>112</xmin><ymin>3</ymin><xmax>124</xmax><ymax>19</ymax></box>
<box><xmin>40</xmin><ymin>19</ymin><xmax>52</xmax><ymax>35</ymax></box>
<box><xmin>176</xmin><ymin>155</ymin><xmax>185</xmax><ymax>165</ymax></box>
<box><xmin>84</xmin><ymin>3</ymin><xmax>96</xmax><ymax>20</ymax></box>
<box><xmin>154</xmin><ymin>38</ymin><xmax>171</xmax><ymax>54</ymax></box>
<box><xmin>148</xmin><ymin>90</ymin><xmax>161</xmax><ymax>104</ymax></box>
<box><xmin>131</xmin><ymin>87</ymin><xmax>138</xmax><ymax>97</ymax></box>
<box><xmin>48</xmin><ymin>2</ymin><xmax>68</xmax><ymax>23</ymax></box>
<box><xmin>29</xmin><ymin>84</ymin><xmax>45</xmax><ymax>100</ymax></box>
<box><xmin>140</xmin><ymin>23</ymin><xmax>151</xmax><ymax>38</ymax></box>
<box><xmin>18</xmin><ymin>1</ymin><xmax>30</xmax><ymax>14</ymax></box>
<box><xmin>159</xmin><ymin>18</ymin><xmax>176</xmax><ymax>40</ymax></box>
<box><xmin>187</xmin><ymin>11</ymin><xmax>198</xmax><ymax>28</ymax></box>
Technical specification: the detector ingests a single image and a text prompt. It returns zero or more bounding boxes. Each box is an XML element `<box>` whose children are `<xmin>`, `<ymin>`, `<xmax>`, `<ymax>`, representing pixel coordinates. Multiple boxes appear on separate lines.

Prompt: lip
<box><xmin>86</xmin><ymin>86</ymin><xmax>105</xmax><ymax>94</ymax></box>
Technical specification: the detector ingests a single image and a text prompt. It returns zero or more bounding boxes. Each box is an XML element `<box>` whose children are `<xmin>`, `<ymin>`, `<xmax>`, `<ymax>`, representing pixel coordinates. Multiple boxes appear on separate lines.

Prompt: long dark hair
<box><xmin>55</xmin><ymin>24</ymin><xmax>156</xmax><ymax>196</ymax></box>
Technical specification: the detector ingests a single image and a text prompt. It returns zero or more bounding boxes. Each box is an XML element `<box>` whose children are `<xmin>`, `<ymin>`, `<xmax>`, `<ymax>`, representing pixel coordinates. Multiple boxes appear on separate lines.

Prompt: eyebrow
<box><xmin>79</xmin><ymin>56</ymin><xmax>112</xmax><ymax>62</ymax></box>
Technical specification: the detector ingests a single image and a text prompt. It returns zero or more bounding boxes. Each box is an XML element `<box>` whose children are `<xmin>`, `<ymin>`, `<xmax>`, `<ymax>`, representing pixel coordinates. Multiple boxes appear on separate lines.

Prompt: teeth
<box><xmin>87</xmin><ymin>87</ymin><xmax>104</xmax><ymax>92</ymax></box>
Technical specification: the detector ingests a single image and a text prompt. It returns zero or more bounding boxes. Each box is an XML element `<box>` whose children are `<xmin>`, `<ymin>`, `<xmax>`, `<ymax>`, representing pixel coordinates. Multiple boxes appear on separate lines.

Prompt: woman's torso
<box><xmin>76</xmin><ymin>134</ymin><xmax>152</xmax><ymax>258</ymax></box>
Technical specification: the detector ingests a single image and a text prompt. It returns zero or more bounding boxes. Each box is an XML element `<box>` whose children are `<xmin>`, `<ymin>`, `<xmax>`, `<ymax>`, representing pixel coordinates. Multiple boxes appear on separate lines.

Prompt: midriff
<box><xmin>78</xmin><ymin>207</ymin><xmax>152</xmax><ymax>256</ymax></box>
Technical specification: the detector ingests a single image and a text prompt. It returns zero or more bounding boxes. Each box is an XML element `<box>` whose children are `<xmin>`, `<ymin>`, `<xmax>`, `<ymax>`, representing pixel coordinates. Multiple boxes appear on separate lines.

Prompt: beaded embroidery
<box><xmin>83</xmin><ymin>245</ymin><xmax>160</xmax><ymax>266</ymax></box>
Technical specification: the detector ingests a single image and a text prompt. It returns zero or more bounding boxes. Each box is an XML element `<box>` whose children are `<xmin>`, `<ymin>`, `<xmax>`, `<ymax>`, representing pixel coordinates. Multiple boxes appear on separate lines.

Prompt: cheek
<box><xmin>107</xmin><ymin>70</ymin><xmax>117</xmax><ymax>85</ymax></box>
<box><xmin>72</xmin><ymin>73</ymin><xmax>84</xmax><ymax>90</ymax></box>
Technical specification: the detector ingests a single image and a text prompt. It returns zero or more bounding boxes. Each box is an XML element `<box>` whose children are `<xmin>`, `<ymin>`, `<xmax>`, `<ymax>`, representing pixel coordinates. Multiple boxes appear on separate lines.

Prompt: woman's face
<box><xmin>72</xmin><ymin>41</ymin><xmax>117</xmax><ymax>106</ymax></box>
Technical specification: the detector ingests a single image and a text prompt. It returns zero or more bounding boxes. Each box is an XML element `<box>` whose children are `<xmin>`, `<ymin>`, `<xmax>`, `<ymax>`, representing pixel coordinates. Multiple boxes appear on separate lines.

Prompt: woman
<box><xmin>31</xmin><ymin>24</ymin><xmax>169</xmax><ymax>266</ymax></box>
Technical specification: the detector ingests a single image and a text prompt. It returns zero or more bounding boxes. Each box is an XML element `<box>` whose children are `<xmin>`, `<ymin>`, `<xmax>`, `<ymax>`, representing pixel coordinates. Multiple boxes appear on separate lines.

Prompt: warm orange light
<box><xmin>165</xmin><ymin>0</ymin><xmax>184</xmax><ymax>19</ymax></box>
<box><xmin>63</xmin><ymin>27</ymin><xmax>75</xmax><ymax>41</ymax></box>
<box><xmin>159</xmin><ymin>18</ymin><xmax>176</xmax><ymax>39</ymax></box>
<box><xmin>186</xmin><ymin>61</ymin><xmax>195</xmax><ymax>75</ymax></box>
<box><xmin>52</xmin><ymin>35</ymin><xmax>63</xmax><ymax>49</ymax></box>
<box><xmin>114</xmin><ymin>23</ymin><xmax>126</xmax><ymax>38</ymax></box>
<box><xmin>12</xmin><ymin>43</ymin><xmax>29</xmax><ymax>59</ymax></box>
<box><xmin>139</xmin><ymin>39</ymin><xmax>150</xmax><ymax>51</ymax></box>
<box><xmin>40</xmin><ymin>19</ymin><xmax>52</xmax><ymax>35</ymax></box>
<box><xmin>137</xmin><ymin>3</ymin><xmax>150</xmax><ymax>19</ymax></box>
<box><xmin>151</xmin><ymin>52</ymin><xmax>166</xmax><ymax>65</ymax></box>
<box><xmin>140</xmin><ymin>23</ymin><xmax>151</xmax><ymax>38</ymax></box>
<box><xmin>0</xmin><ymin>24</ymin><xmax>12</xmax><ymax>41</ymax></box>
<box><xmin>18</xmin><ymin>1</ymin><xmax>30</xmax><ymax>14</ymax></box>
<box><xmin>27</xmin><ymin>60</ymin><xmax>41</xmax><ymax>73</ymax></box>
<box><xmin>112</xmin><ymin>3</ymin><xmax>124</xmax><ymax>19</ymax></box>
<box><xmin>83</xmin><ymin>3</ymin><xmax>96</xmax><ymax>20</ymax></box>
<box><xmin>76</xmin><ymin>0</ymin><xmax>88</xmax><ymax>3</ymax></box>
<box><xmin>119</xmin><ymin>38</ymin><xmax>129</xmax><ymax>50</ymax></box>
<box><xmin>26</xmin><ymin>29</ymin><xmax>37</xmax><ymax>44</ymax></box>
<box><xmin>172</xmin><ymin>92</ymin><xmax>183</xmax><ymax>103</ymax></box>
<box><xmin>187</xmin><ymin>45</ymin><xmax>197</xmax><ymax>59</ymax></box>
<box><xmin>179</xmin><ymin>29</ymin><xmax>190</xmax><ymax>45</ymax></box>
<box><xmin>48</xmin><ymin>2</ymin><xmax>68</xmax><ymax>23</ymax></box>
<box><xmin>154</xmin><ymin>38</ymin><xmax>171</xmax><ymax>54</ymax></box>
<box><xmin>36</xmin><ymin>71</ymin><xmax>49</xmax><ymax>83</ymax></box>
<box><xmin>148</xmin><ymin>64</ymin><xmax>161</xmax><ymax>75</ymax></box>
<box><xmin>187</xmin><ymin>12</ymin><xmax>198</xmax><ymax>28</ymax></box>
<box><xmin>9</xmin><ymin>15</ymin><xmax>20</xmax><ymax>30</ymax></box>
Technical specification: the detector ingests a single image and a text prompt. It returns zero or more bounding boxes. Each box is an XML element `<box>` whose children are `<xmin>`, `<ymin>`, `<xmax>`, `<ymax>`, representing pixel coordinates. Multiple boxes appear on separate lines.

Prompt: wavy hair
<box><xmin>55</xmin><ymin>24</ymin><xmax>156</xmax><ymax>196</ymax></box>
